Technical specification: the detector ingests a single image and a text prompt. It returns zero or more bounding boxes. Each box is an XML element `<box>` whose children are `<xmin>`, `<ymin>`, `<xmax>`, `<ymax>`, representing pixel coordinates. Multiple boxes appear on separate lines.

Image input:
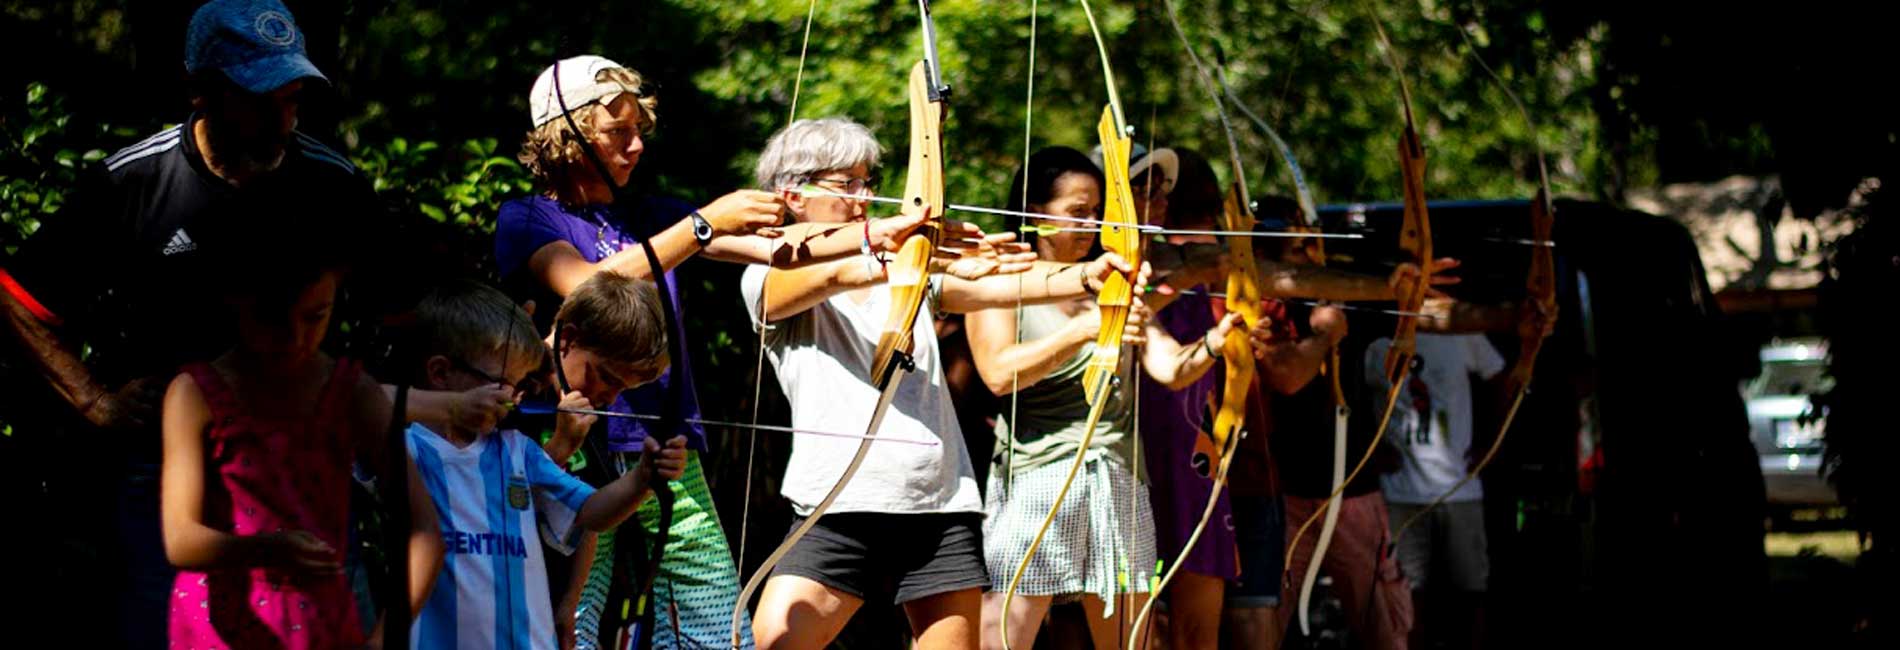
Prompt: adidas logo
<box><xmin>162</xmin><ymin>229</ymin><xmax>197</xmax><ymax>255</ymax></box>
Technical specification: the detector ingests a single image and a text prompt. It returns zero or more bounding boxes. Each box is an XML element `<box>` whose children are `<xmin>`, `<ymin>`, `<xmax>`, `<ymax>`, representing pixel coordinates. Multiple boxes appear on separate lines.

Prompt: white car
<box><xmin>1744</xmin><ymin>338</ymin><xmax>1835</xmax><ymax>507</ymax></box>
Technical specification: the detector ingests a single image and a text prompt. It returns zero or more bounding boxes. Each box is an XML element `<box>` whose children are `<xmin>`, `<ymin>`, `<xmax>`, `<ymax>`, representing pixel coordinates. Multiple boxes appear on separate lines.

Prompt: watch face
<box><xmin>693</xmin><ymin>215</ymin><xmax>713</xmax><ymax>241</ymax></box>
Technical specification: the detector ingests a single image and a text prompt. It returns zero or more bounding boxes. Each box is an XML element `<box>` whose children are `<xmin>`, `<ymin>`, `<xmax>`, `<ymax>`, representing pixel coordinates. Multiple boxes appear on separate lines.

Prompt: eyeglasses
<box><xmin>450</xmin><ymin>358</ymin><xmax>507</xmax><ymax>386</ymax></box>
<box><xmin>451</xmin><ymin>357</ymin><xmax>546</xmax><ymax>396</ymax></box>
<box><xmin>809</xmin><ymin>175</ymin><xmax>876</xmax><ymax>195</ymax></box>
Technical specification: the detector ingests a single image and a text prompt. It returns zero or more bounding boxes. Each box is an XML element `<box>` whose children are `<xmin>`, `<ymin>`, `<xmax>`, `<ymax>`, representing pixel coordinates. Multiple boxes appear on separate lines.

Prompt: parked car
<box><xmin>1744</xmin><ymin>337</ymin><xmax>1835</xmax><ymax>507</ymax></box>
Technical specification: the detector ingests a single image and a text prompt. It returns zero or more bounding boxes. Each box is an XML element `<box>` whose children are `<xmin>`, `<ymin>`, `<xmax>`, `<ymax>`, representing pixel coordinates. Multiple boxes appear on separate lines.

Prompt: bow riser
<box><xmin>1080</xmin><ymin>105</ymin><xmax>1141</xmax><ymax>399</ymax></box>
<box><xmin>1206</xmin><ymin>185</ymin><xmax>1262</xmax><ymax>463</ymax></box>
<box><xmin>870</xmin><ymin>61</ymin><xmax>948</xmax><ymax>383</ymax></box>
<box><xmin>1384</xmin><ymin>126</ymin><xmax>1433</xmax><ymax>382</ymax></box>
<box><xmin>1512</xmin><ymin>189</ymin><xmax>1557</xmax><ymax>391</ymax></box>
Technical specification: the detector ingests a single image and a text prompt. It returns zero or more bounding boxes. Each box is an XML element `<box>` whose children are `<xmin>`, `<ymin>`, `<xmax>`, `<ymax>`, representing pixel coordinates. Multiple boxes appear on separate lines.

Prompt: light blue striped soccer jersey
<box><xmin>408</xmin><ymin>423</ymin><xmax>596</xmax><ymax>649</ymax></box>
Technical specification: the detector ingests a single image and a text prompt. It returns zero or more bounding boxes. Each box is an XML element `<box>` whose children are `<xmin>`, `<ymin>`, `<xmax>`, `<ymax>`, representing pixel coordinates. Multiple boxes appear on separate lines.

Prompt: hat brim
<box><xmin>222</xmin><ymin>52</ymin><xmax>329</xmax><ymax>94</ymax></box>
<box><xmin>1130</xmin><ymin>148</ymin><xmax>1181</xmax><ymax>195</ymax></box>
<box><xmin>531</xmin><ymin>85</ymin><xmax>630</xmax><ymax>128</ymax></box>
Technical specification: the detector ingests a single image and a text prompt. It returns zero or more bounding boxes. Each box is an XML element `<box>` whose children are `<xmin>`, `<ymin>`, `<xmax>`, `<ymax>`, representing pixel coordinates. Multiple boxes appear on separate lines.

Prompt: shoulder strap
<box><xmin>625</xmin><ymin>240</ymin><xmax>678</xmax><ymax>650</ymax></box>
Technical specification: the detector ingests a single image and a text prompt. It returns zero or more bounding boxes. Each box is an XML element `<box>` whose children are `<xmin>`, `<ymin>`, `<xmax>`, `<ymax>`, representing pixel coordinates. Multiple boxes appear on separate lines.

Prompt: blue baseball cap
<box><xmin>184</xmin><ymin>0</ymin><xmax>328</xmax><ymax>94</ymax></box>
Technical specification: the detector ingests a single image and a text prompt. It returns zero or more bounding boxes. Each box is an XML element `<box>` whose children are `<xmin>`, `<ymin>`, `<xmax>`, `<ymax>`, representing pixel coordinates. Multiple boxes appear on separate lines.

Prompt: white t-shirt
<box><xmin>740</xmin><ymin>264</ymin><xmax>983</xmax><ymax>516</ymax></box>
<box><xmin>1364</xmin><ymin>333</ymin><xmax>1506</xmax><ymax>504</ymax></box>
<box><xmin>407</xmin><ymin>423</ymin><xmax>596</xmax><ymax>650</ymax></box>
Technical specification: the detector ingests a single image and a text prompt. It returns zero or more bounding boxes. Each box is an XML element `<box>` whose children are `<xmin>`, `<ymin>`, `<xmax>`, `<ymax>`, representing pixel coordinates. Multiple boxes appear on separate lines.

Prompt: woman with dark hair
<box><xmin>969</xmin><ymin>146</ymin><xmax>1270</xmax><ymax>649</ymax></box>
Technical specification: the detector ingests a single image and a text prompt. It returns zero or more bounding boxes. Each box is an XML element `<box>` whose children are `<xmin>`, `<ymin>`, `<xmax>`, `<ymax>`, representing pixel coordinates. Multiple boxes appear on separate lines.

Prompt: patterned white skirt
<box><xmin>984</xmin><ymin>450</ymin><xmax>1156</xmax><ymax>615</ymax></box>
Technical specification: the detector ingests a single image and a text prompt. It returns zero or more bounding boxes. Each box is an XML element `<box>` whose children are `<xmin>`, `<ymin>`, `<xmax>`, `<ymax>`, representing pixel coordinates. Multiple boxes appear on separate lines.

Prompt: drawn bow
<box><xmin>1393</xmin><ymin>16</ymin><xmax>1559</xmax><ymax>543</ymax></box>
<box><xmin>997</xmin><ymin>0</ymin><xmax>1142</xmax><ymax>647</ymax></box>
<box><xmin>1278</xmin><ymin>2</ymin><xmax>1436</xmax><ymax>635</ymax></box>
<box><xmin>729</xmin><ymin>1</ymin><xmax>950</xmax><ymax>646</ymax></box>
<box><xmin>1120</xmin><ymin>4</ymin><xmax>1268</xmax><ymax>645</ymax></box>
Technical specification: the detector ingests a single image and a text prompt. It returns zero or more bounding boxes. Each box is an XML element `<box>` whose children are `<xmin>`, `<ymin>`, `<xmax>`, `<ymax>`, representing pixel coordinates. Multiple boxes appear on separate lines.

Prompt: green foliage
<box><xmin>351</xmin><ymin>135</ymin><xmax>533</xmax><ymax>234</ymax></box>
<box><xmin>668</xmin><ymin>0</ymin><xmax>1605</xmax><ymax>221</ymax></box>
<box><xmin>0</xmin><ymin>83</ymin><xmax>125</xmax><ymax>257</ymax></box>
<box><xmin>1140</xmin><ymin>0</ymin><xmax>1603</xmax><ymax>204</ymax></box>
<box><xmin>13</xmin><ymin>0</ymin><xmax>1621</xmax><ymax>224</ymax></box>
<box><xmin>0</xmin><ymin>83</ymin><xmax>116</xmax><ymax>436</ymax></box>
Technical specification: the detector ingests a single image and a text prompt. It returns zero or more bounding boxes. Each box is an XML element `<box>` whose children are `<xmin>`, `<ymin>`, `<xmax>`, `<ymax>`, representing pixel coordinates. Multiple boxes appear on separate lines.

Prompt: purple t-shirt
<box><xmin>494</xmin><ymin>194</ymin><xmax>706</xmax><ymax>452</ymax></box>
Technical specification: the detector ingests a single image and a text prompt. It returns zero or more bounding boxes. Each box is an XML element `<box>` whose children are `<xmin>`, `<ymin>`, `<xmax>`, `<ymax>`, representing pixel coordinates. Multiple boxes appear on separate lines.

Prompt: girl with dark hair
<box><xmin>160</xmin><ymin>237</ymin><xmax>443</xmax><ymax>649</ymax></box>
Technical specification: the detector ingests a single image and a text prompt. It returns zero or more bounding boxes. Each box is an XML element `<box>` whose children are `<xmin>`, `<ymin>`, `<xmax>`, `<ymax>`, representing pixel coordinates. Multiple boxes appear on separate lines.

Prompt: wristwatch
<box><xmin>690</xmin><ymin>210</ymin><xmax>714</xmax><ymax>247</ymax></box>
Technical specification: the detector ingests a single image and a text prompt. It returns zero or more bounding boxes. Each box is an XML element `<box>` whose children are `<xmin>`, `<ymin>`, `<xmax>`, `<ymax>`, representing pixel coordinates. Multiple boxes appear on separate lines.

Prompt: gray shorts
<box><xmin>1386</xmin><ymin>500</ymin><xmax>1488</xmax><ymax>593</ymax></box>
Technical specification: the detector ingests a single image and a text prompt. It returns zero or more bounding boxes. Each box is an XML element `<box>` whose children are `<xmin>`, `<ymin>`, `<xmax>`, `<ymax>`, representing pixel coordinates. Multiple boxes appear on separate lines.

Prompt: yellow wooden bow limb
<box><xmin>870</xmin><ymin>71</ymin><xmax>949</xmax><ymax>383</ymax></box>
<box><xmin>1206</xmin><ymin>188</ymin><xmax>1264</xmax><ymax>483</ymax></box>
<box><xmin>1123</xmin><ymin>184</ymin><xmax>1260</xmax><ymax>649</ymax></box>
<box><xmin>1204</xmin><ymin>40</ymin><xmax>1353</xmax><ymax>482</ymax></box>
<box><xmin>1080</xmin><ymin>108</ymin><xmax>1142</xmax><ymax>402</ymax></box>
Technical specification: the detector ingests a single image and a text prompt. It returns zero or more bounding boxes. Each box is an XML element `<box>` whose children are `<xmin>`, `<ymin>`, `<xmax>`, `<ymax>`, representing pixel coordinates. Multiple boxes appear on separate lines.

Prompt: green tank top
<box><xmin>990</xmin><ymin>303</ymin><xmax>1141</xmax><ymax>479</ymax></box>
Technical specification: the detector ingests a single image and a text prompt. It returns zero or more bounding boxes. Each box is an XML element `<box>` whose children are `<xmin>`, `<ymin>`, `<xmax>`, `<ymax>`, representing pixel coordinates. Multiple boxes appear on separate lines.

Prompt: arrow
<box><xmin>1149</xmin><ymin>288</ymin><xmax>1440</xmax><ymax>318</ymax></box>
<box><xmin>1019</xmin><ymin>225</ymin><xmax>1361</xmax><ymax>239</ymax></box>
<box><xmin>795</xmin><ymin>187</ymin><xmax>1163</xmax><ymax>232</ymax></box>
<box><xmin>513</xmin><ymin>403</ymin><xmax>939</xmax><ymax>446</ymax></box>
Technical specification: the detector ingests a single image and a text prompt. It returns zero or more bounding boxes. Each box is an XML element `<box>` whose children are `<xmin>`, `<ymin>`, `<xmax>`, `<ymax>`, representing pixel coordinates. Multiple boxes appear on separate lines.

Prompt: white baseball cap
<box><xmin>528</xmin><ymin>55</ymin><xmax>641</xmax><ymax>128</ymax></box>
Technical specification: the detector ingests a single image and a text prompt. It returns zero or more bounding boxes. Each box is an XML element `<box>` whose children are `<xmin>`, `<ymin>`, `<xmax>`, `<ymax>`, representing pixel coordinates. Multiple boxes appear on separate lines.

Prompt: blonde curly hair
<box><xmin>517</xmin><ymin>66</ymin><xmax>659</xmax><ymax>191</ymax></box>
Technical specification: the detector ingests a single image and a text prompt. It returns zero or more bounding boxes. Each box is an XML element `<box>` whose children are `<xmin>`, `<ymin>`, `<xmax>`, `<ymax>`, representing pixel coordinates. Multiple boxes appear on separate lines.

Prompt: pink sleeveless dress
<box><xmin>168</xmin><ymin>359</ymin><xmax>365</xmax><ymax>649</ymax></box>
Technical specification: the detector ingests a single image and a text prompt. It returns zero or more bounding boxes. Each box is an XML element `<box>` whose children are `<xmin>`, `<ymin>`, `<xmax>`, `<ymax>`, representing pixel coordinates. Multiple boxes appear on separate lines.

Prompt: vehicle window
<box><xmin>1748</xmin><ymin>359</ymin><xmax>1832</xmax><ymax>398</ymax></box>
